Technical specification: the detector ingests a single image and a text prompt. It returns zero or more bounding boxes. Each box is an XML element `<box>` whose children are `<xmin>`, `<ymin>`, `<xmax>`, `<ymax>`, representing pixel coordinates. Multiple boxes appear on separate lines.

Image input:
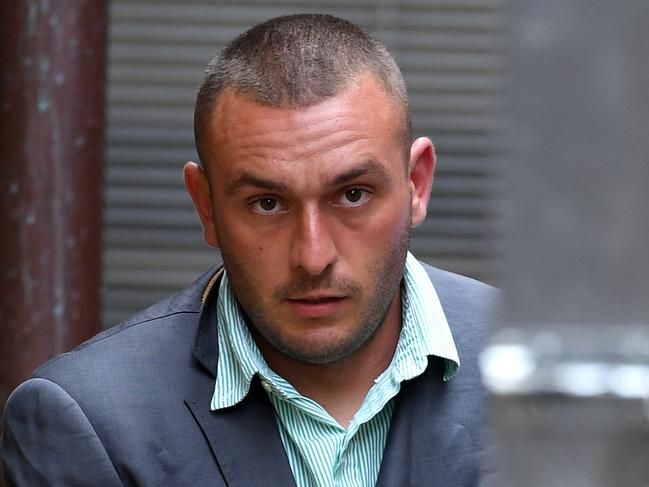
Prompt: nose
<box><xmin>289</xmin><ymin>204</ymin><xmax>338</xmax><ymax>276</ymax></box>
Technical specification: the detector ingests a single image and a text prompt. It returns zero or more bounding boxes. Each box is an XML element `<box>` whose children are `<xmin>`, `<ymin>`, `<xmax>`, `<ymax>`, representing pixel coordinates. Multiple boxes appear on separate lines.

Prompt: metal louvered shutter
<box><xmin>103</xmin><ymin>0</ymin><xmax>506</xmax><ymax>327</ymax></box>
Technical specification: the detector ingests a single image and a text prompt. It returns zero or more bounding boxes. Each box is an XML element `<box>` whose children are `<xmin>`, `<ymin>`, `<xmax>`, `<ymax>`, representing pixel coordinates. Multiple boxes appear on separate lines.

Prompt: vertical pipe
<box><xmin>0</xmin><ymin>0</ymin><xmax>108</xmax><ymax>413</ymax></box>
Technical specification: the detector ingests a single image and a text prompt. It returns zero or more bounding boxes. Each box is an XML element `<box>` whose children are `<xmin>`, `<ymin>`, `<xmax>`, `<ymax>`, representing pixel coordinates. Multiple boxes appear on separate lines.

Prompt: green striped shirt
<box><xmin>211</xmin><ymin>252</ymin><xmax>459</xmax><ymax>487</ymax></box>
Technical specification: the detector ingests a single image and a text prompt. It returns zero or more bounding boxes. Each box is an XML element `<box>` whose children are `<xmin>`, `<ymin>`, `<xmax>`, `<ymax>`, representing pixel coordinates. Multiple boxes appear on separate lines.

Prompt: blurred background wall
<box><xmin>101</xmin><ymin>0</ymin><xmax>506</xmax><ymax>326</ymax></box>
<box><xmin>483</xmin><ymin>0</ymin><xmax>649</xmax><ymax>485</ymax></box>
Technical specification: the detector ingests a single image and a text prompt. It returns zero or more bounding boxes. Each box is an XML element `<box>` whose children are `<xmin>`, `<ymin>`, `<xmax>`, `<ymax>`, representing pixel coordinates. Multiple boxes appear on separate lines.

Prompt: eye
<box><xmin>251</xmin><ymin>197</ymin><xmax>287</xmax><ymax>215</ymax></box>
<box><xmin>334</xmin><ymin>187</ymin><xmax>371</xmax><ymax>208</ymax></box>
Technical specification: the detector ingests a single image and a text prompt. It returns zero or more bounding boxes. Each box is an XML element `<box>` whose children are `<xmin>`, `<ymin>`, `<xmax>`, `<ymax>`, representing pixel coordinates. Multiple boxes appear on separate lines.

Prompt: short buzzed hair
<box><xmin>194</xmin><ymin>13</ymin><xmax>411</xmax><ymax>167</ymax></box>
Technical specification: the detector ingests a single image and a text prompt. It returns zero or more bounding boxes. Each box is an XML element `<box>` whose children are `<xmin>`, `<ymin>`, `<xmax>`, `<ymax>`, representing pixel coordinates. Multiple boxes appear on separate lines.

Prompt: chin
<box><xmin>271</xmin><ymin>330</ymin><xmax>366</xmax><ymax>365</ymax></box>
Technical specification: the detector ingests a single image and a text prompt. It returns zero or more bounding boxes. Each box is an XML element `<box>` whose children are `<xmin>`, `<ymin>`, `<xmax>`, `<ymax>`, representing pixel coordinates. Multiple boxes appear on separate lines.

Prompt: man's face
<box><xmin>186</xmin><ymin>74</ymin><xmax>434</xmax><ymax>364</ymax></box>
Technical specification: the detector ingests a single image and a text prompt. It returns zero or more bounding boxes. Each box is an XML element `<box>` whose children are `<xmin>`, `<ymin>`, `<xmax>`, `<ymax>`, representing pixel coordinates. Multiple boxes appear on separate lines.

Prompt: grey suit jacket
<box><xmin>1</xmin><ymin>264</ymin><xmax>498</xmax><ymax>486</ymax></box>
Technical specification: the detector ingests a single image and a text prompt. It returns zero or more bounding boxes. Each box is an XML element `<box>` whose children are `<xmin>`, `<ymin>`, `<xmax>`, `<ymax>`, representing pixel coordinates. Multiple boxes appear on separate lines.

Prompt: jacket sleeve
<box><xmin>1</xmin><ymin>378</ymin><xmax>123</xmax><ymax>487</ymax></box>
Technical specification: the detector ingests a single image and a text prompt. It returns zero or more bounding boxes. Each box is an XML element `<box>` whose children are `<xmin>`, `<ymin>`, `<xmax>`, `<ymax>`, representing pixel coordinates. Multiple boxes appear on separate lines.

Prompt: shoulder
<box><xmin>2</xmin><ymin>378</ymin><xmax>124</xmax><ymax>485</ymax></box>
<box><xmin>2</xmin><ymin>268</ymin><xmax>222</xmax><ymax>484</ymax></box>
<box><xmin>31</xmin><ymin>267</ymin><xmax>218</xmax><ymax>395</ymax></box>
<box><xmin>420</xmin><ymin>261</ymin><xmax>499</xmax><ymax>302</ymax></box>
<box><xmin>420</xmin><ymin>262</ymin><xmax>500</xmax><ymax>321</ymax></box>
<box><xmin>418</xmin><ymin>261</ymin><xmax>500</xmax><ymax>358</ymax></box>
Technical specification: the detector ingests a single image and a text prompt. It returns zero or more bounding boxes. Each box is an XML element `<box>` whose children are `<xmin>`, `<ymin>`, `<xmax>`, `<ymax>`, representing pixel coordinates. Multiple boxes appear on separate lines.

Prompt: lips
<box><xmin>285</xmin><ymin>295</ymin><xmax>347</xmax><ymax>318</ymax></box>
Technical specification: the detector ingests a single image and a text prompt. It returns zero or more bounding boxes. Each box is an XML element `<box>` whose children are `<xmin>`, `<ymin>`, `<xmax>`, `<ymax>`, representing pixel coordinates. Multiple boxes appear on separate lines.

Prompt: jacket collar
<box><xmin>190</xmin><ymin>266</ymin><xmax>223</xmax><ymax>377</ymax></box>
<box><xmin>375</xmin><ymin>357</ymin><xmax>475</xmax><ymax>487</ymax></box>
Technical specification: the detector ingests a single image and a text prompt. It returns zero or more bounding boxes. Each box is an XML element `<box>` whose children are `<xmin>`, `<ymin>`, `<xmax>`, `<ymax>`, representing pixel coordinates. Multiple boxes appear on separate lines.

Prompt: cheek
<box><xmin>348</xmin><ymin>199</ymin><xmax>410</xmax><ymax>245</ymax></box>
<box><xmin>220</xmin><ymin>221</ymin><xmax>289</xmax><ymax>280</ymax></box>
<box><xmin>337</xmin><ymin>202</ymin><xmax>410</xmax><ymax>278</ymax></box>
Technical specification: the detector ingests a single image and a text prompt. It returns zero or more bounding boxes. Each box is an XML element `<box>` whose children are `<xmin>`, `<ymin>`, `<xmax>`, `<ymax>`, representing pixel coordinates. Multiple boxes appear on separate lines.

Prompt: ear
<box><xmin>183</xmin><ymin>161</ymin><xmax>219</xmax><ymax>247</ymax></box>
<box><xmin>408</xmin><ymin>137</ymin><xmax>436</xmax><ymax>228</ymax></box>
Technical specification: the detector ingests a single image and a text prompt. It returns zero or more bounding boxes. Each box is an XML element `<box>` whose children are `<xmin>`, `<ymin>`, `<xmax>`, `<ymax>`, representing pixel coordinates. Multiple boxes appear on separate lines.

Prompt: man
<box><xmin>1</xmin><ymin>14</ymin><xmax>497</xmax><ymax>486</ymax></box>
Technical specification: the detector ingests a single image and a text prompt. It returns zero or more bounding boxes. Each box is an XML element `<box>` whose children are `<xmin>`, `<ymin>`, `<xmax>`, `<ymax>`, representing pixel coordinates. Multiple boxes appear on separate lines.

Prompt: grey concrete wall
<box><xmin>485</xmin><ymin>1</ymin><xmax>649</xmax><ymax>485</ymax></box>
<box><xmin>503</xmin><ymin>0</ymin><xmax>649</xmax><ymax>326</ymax></box>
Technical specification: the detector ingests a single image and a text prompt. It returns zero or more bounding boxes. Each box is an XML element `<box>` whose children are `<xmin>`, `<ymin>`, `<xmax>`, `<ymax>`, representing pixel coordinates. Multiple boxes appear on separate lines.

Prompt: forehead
<box><xmin>202</xmin><ymin>75</ymin><xmax>405</xmax><ymax>182</ymax></box>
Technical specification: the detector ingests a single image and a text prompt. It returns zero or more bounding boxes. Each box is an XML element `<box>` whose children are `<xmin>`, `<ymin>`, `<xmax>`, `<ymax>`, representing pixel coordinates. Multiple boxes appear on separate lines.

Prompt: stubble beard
<box><xmin>219</xmin><ymin>221</ymin><xmax>412</xmax><ymax>365</ymax></box>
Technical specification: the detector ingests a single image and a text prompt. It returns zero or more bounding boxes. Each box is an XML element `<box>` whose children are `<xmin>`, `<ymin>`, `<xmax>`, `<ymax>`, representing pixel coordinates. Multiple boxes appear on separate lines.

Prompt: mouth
<box><xmin>285</xmin><ymin>295</ymin><xmax>347</xmax><ymax>318</ymax></box>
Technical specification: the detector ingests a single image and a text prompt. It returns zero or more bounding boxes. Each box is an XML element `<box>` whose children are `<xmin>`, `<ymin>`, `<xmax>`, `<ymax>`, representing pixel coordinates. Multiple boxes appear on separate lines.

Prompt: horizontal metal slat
<box><xmin>105</xmin><ymin>228</ymin><xmax>207</xmax><ymax>249</ymax></box>
<box><xmin>103</xmin><ymin>269</ymin><xmax>208</xmax><ymax>289</ymax></box>
<box><xmin>107</xmin><ymin>126</ymin><xmax>194</xmax><ymax>144</ymax></box>
<box><xmin>102</xmin><ymin>289</ymin><xmax>184</xmax><ymax>312</ymax></box>
<box><xmin>106</xmin><ymin>167</ymin><xmax>184</xmax><ymax>186</ymax></box>
<box><xmin>105</xmin><ymin>208</ymin><xmax>200</xmax><ymax>227</ymax></box>
<box><xmin>105</xmin><ymin>187</ymin><xmax>190</xmax><ymax>207</ymax></box>
<box><xmin>106</xmin><ymin>146</ymin><xmax>194</xmax><ymax>165</ymax></box>
<box><xmin>105</xmin><ymin>248</ymin><xmax>216</xmax><ymax>266</ymax></box>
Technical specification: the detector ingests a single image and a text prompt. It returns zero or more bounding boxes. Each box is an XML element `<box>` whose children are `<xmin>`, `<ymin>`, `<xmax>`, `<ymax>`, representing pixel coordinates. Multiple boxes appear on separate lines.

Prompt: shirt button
<box><xmin>261</xmin><ymin>380</ymin><xmax>272</xmax><ymax>393</ymax></box>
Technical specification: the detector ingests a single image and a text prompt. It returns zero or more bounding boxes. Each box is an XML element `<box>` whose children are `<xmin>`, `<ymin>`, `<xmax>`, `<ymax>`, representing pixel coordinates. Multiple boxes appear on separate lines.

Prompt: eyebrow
<box><xmin>226</xmin><ymin>160</ymin><xmax>389</xmax><ymax>195</ymax></box>
<box><xmin>227</xmin><ymin>173</ymin><xmax>289</xmax><ymax>194</ymax></box>
<box><xmin>327</xmin><ymin>161</ymin><xmax>389</xmax><ymax>188</ymax></box>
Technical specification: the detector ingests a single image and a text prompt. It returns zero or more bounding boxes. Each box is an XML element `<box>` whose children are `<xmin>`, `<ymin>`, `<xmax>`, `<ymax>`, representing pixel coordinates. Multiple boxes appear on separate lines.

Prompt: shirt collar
<box><xmin>392</xmin><ymin>252</ymin><xmax>460</xmax><ymax>382</ymax></box>
<box><xmin>211</xmin><ymin>252</ymin><xmax>459</xmax><ymax>411</ymax></box>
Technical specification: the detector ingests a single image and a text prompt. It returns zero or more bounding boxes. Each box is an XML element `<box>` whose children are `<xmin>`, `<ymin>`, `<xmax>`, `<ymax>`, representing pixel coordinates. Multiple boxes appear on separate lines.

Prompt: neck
<box><xmin>254</xmin><ymin>293</ymin><xmax>402</xmax><ymax>428</ymax></box>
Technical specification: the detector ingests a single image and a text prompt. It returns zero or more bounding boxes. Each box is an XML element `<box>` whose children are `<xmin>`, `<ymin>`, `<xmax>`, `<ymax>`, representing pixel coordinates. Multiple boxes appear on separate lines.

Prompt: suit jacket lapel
<box><xmin>185</xmin><ymin>381</ymin><xmax>296</xmax><ymax>487</ymax></box>
<box><xmin>376</xmin><ymin>357</ymin><xmax>476</xmax><ymax>487</ymax></box>
<box><xmin>186</xmin><ymin>268</ymin><xmax>296</xmax><ymax>487</ymax></box>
